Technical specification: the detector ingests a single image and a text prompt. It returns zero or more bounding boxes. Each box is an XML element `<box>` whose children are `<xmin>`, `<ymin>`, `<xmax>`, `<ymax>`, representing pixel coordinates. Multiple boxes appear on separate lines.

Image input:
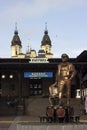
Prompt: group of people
<box><xmin>49</xmin><ymin>53</ymin><xmax>76</xmax><ymax>107</ymax></box>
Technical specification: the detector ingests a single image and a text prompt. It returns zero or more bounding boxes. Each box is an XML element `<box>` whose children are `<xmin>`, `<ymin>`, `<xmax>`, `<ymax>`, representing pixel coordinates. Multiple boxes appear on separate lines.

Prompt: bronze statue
<box><xmin>49</xmin><ymin>53</ymin><xmax>76</xmax><ymax>106</ymax></box>
<box><xmin>57</xmin><ymin>53</ymin><xmax>76</xmax><ymax>106</ymax></box>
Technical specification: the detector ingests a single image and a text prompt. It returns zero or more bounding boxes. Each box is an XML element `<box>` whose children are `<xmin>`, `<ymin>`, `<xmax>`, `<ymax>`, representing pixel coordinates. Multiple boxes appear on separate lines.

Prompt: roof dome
<box><xmin>11</xmin><ymin>28</ymin><xmax>22</xmax><ymax>47</ymax></box>
<box><xmin>41</xmin><ymin>31</ymin><xmax>51</xmax><ymax>46</ymax></box>
<box><xmin>38</xmin><ymin>49</ymin><xmax>45</xmax><ymax>54</ymax></box>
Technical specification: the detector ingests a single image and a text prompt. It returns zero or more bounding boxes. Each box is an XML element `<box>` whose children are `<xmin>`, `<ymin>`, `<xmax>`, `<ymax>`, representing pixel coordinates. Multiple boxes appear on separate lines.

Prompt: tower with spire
<box><xmin>11</xmin><ymin>23</ymin><xmax>22</xmax><ymax>58</ymax></box>
<box><xmin>38</xmin><ymin>23</ymin><xmax>53</xmax><ymax>58</ymax></box>
<box><xmin>11</xmin><ymin>23</ymin><xmax>53</xmax><ymax>58</ymax></box>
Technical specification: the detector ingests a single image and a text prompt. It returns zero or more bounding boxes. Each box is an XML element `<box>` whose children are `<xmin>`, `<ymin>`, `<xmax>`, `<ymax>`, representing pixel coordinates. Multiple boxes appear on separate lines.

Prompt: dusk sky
<box><xmin>0</xmin><ymin>0</ymin><xmax>87</xmax><ymax>58</ymax></box>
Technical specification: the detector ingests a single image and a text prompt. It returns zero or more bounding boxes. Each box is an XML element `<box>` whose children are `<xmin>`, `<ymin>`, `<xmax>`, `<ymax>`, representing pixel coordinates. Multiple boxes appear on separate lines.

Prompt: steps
<box><xmin>69</xmin><ymin>98</ymin><xmax>84</xmax><ymax>115</ymax></box>
<box><xmin>25</xmin><ymin>97</ymin><xmax>50</xmax><ymax>116</ymax></box>
<box><xmin>25</xmin><ymin>97</ymin><xmax>84</xmax><ymax>116</ymax></box>
<box><xmin>0</xmin><ymin>97</ymin><xmax>85</xmax><ymax>117</ymax></box>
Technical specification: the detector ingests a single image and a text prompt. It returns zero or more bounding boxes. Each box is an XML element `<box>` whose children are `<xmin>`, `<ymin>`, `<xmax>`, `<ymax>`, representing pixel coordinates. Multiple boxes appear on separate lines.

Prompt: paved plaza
<box><xmin>0</xmin><ymin>114</ymin><xmax>87</xmax><ymax>130</ymax></box>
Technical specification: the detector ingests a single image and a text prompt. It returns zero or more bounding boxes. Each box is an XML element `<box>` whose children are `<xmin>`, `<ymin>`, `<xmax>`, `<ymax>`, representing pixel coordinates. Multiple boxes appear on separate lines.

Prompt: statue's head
<box><xmin>61</xmin><ymin>53</ymin><xmax>69</xmax><ymax>62</ymax></box>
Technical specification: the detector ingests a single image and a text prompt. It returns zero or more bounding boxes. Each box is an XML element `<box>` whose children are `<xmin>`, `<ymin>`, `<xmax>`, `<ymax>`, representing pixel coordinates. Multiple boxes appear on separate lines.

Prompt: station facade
<box><xmin>0</xmin><ymin>26</ymin><xmax>87</xmax><ymax>99</ymax></box>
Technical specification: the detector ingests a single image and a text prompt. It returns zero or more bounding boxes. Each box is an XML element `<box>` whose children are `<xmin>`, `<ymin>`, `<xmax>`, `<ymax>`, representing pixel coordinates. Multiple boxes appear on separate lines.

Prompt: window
<box><xmin>29</xmin><ymin>79</ymin><xmax>42</xmax><ymax>96</ymax></box>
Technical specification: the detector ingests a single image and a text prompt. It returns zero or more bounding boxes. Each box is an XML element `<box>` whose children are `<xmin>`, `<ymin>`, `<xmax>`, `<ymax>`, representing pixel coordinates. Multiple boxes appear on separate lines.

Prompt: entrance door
<box><xmin>29</xmin><ymin>79</ymin><xmax>42</xmax><ymax>96</ymax></box>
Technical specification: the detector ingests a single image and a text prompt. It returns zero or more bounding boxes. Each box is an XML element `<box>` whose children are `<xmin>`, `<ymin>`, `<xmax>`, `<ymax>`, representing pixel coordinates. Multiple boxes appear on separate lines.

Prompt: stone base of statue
<box><xmin>46</xmin><ymin>105</ymin><xmax>66</xmax><ymax>123</ymax></box>
<box><xmin>46</xmin><ymin>105</ymin><xmax>79</xmax><ymax>123</ymax></box>
<box><xmin>39</xmin><ymin>96</ymin><xmax>80</xmax><ymax>123</ymax></box>
<box><xmin>39</xmin><ymin>105</ymin><xmax>65</xmax><ymax>123</ymax></box>
<box><xmin>39</xmin><ymin>104</ymin><xmax>80</xmax><ymax>123</ymax></box>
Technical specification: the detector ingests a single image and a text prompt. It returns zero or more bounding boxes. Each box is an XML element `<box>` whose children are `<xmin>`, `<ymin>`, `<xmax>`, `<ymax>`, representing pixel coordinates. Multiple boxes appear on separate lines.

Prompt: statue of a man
<box><xmin>57</xmin><ymin>53</ymin><xmax>76</xmax><ymax>106</ymax></box>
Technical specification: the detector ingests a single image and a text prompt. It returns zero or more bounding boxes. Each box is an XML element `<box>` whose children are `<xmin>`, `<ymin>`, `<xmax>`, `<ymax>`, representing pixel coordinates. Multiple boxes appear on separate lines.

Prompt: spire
<box><xmin>11</xmin><ymin>23</ymin><xmax>21</xmax><ymax>46</ymax></box>
<box><xmin>26</xmin><ymin>43</ymin><xmax>31</xmax><ymax>54</ymax></box>
<box><xmin>41</xmin><ymin>23</ymin><xmax>51</xmax><ymax>46</ymax></box>
<box><xmin>14</xmin><ymin>22</ymin><xmax>18</xmax><ymax>35</ymax></box>
<box><xmin>44</xmin><ymin>22</ymin><xmax>48</xmax><ymax>35</ymax></box>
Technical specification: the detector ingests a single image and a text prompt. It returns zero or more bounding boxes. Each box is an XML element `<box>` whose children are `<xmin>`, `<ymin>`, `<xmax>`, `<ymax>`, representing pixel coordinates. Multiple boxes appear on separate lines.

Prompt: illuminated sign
<box><xmin>29</xmin><ymin>58</ymin><xmax>49</xmax><ymax>63</ymax></box>
<box><xmin>24</xmin><ymin>72</ymin><xmax>53</xmax><ymax>78</ymax></box>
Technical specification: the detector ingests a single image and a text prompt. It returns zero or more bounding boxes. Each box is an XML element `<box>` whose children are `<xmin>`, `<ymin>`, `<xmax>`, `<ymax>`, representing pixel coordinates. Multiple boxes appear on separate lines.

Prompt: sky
<box><xmin>0</xmin><ymin>0</ymin><xmax>87</xmax><ymax>58</ymax></box>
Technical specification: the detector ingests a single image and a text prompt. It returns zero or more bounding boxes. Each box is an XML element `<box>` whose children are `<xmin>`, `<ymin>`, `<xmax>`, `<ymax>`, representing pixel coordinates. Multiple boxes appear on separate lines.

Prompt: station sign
<box><xmin>29</xmin><ymin>58</ymin><xmax>49</xmax><ymax>63</ymax></box>
<box><xmin>24</xmin><ymin>72</ymin><xmax>53</xmax><ymax>78</ymax></box>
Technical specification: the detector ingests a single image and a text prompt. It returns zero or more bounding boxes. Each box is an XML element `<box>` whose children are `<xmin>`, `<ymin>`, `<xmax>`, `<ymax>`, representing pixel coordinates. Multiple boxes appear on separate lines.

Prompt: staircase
<box><xmin>0</xmin><ymin>97</ymin><xmax>85</xmax><ymax>117</ymax></box>
<box><xmin>25</xmin><ymin>97</ymin><xmax>84</xmax><ymax>117</ymax></box>
<box><xmin>25</xmin><ymin>97</ymin><xmax>50</xmax><ymax>116</ymax></box>
<box><xmin>70</xmin><ymin>98</ymin><xmax>84</xmax><ymax>115</ymax></box>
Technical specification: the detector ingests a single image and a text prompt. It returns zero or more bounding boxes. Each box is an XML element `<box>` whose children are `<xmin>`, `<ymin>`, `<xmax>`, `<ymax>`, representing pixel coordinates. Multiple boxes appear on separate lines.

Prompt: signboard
<box><xmin>24</xmin><ymin>72</ymin><xmax>53</xmax><ymax>78</ymax></box>
<box><xmin>29</xmin><ymin>58</ymin><xmax>49</xmax><ymax>63</ymax></box>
